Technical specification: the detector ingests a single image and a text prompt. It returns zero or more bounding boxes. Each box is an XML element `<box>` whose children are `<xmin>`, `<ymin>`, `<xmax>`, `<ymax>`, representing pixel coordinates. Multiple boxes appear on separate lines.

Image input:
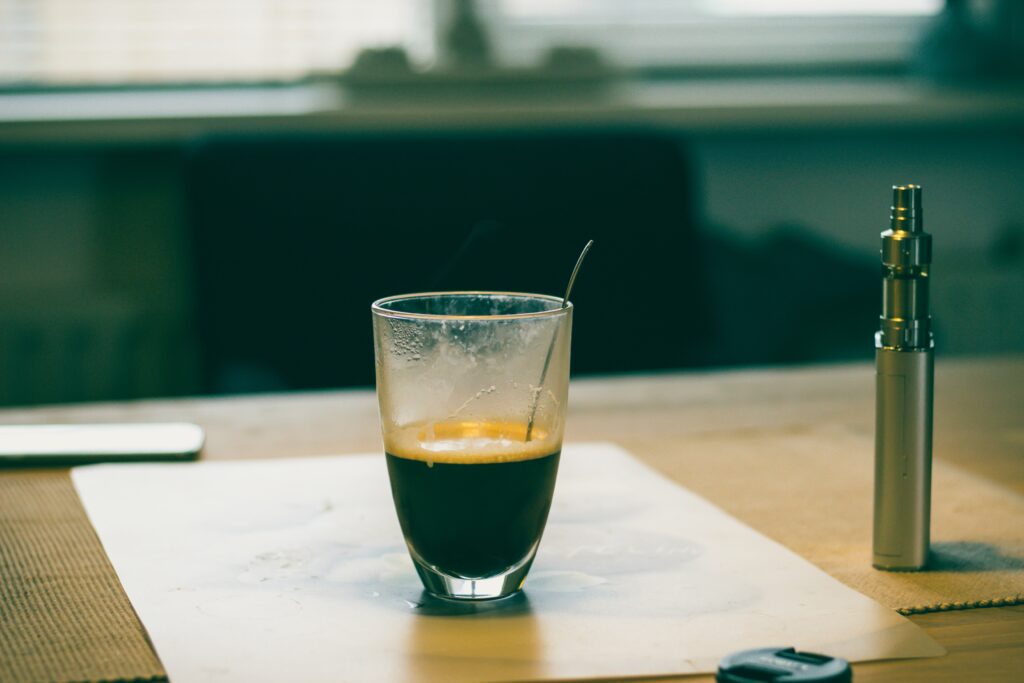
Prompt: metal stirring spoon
<box><xmin>525</xmin><ymin>240</ymin><xmax>594</xmax><ymax>442</ymax></box>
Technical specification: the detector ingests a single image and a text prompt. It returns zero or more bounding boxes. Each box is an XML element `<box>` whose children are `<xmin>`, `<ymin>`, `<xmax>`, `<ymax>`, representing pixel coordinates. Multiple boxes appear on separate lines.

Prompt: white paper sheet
<box><xmin>72</xmin><ymin>443</ymin><xmax>943</xmax><ymax>682</ymax></box>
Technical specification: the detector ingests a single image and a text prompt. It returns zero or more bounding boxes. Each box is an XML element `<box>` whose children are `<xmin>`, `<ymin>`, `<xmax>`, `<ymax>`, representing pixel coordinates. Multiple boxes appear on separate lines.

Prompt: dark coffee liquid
<box><xmin>385</xmin><ymin>423</ymin><xmax>560</xmax><ymax>579</ymax></box>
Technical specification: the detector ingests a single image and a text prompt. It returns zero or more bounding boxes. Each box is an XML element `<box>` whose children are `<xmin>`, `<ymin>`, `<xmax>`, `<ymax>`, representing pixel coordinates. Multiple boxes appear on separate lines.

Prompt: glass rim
<box><xmin>371</xmin><ymin>291</ymin><xmax>572</xmax><ymax>321</ymax></box>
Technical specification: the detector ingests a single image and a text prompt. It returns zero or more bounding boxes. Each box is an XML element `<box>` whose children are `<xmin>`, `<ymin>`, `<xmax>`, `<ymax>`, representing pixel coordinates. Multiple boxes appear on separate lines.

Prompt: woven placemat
<box><xmin>635</xmin><ymin>424</ymin><xmax>1024</xmax><ymax>616</ymax></box>
<box><xmin>0</xmin><ymin>470</ymin><xmax>166</xmax><ymax>683</ymax></box>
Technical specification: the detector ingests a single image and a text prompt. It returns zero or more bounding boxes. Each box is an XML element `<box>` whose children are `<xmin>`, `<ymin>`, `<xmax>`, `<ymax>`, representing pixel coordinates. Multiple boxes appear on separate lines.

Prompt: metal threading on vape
<box><xmin>877</xmin><ymin>185</ymin><xmax>932</xmax><ymax>351</ymax></box>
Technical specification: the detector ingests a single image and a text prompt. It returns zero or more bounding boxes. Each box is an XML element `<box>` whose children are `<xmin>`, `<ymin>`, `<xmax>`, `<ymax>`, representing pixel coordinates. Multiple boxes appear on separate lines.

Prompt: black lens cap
<box><xmin>717</xmin><ymin>647</ymin><xmax>851</xmax><ymax>682</ymax></box>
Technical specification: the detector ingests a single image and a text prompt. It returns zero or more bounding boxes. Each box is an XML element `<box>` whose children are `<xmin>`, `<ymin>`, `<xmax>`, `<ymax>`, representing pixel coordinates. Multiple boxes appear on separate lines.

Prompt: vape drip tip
<box><xmin>878</xmin><ymin>185</ymin><xmax>933</xmax><ymax>351</ymax></box>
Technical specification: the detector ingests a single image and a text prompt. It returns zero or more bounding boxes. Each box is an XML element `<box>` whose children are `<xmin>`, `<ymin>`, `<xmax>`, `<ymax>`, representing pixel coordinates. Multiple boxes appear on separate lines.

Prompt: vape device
<box><xmin>873</xmin><ymin>184</ymin><xmax>934</xmax><ymax>570</ymax></box>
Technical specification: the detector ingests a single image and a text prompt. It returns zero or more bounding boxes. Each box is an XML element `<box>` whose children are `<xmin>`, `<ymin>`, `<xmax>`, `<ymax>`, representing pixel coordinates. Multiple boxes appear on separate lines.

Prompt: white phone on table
<box><xmin>0</xmin><ymin>423</ymin><xmax>204</xmax><ymax>467</ymax></box>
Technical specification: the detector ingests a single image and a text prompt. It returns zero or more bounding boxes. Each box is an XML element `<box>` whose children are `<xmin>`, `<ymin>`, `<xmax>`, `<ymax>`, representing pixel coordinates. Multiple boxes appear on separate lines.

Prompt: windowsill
<box><xmin>1</xmin><ymin>76</ymin><xmax>1023</xmax><ymax>144</ymax></box>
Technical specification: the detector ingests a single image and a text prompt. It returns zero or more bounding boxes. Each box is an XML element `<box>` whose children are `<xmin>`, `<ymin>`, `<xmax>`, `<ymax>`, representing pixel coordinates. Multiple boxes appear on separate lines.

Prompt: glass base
<box><xmin>412</xmin><ymin>551</ymin><xmax>537</xmax><ymax>601</ymax></box>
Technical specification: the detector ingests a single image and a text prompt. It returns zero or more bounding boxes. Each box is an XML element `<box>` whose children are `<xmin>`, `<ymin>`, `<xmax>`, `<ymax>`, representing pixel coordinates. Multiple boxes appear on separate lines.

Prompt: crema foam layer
<box><xmin>384</xmin><ymin>420</ymin><xmax>560</xmax><ymax>465</ymax></box>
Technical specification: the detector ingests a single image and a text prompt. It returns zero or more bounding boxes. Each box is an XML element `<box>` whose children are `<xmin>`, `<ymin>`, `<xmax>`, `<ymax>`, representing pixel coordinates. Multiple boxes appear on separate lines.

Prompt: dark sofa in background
<box><xmin>186</xmin><ymin>130</ymin><xmax>714</xmax><ymax>393</ymax></box>
<box><xmin>186</xmin><ymin>128</ymin><xmax>875</xmax><ymax>396</ymax></box>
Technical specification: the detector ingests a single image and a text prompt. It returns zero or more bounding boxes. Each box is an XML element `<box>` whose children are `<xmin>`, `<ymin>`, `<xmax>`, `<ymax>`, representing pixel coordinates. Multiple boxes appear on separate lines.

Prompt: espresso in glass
<box><xmin>385</xmin><ymin>420</ymin><xmax>560</xmax><ymax>580</ymax></box>
<box><xmin>372</xmin><ymin>292</ymin><xmax>572</xmax><ymax>601</ymax></box>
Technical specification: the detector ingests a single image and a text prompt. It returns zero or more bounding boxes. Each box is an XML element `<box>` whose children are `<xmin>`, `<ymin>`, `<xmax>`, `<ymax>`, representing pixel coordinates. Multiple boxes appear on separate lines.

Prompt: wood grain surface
<box><xmin>2</xmin><ymin>356</ymin><xmax>1022</xmax><ymax>682</ymax></box>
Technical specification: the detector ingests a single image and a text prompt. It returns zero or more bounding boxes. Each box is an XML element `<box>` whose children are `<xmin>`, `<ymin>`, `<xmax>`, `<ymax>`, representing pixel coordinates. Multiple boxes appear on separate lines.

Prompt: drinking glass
<box><xmin>371</xmin><ymin>292</ymin><xmax>572</xmax><ymax>601</ymax></box>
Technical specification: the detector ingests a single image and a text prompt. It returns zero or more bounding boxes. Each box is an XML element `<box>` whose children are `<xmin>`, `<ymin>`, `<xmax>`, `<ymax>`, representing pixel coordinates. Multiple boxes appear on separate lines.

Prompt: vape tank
<box><xmin>873</xmin><ymin>184</ymin><xmax>934</xmax><ymax>571</ymax></box>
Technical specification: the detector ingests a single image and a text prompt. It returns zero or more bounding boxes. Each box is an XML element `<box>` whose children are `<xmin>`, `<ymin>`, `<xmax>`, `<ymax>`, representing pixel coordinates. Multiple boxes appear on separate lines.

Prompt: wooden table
<box><xmin>3</xmin><ymin>356</ymin><xmax>1022</xmax><ymax>682</ymax></box>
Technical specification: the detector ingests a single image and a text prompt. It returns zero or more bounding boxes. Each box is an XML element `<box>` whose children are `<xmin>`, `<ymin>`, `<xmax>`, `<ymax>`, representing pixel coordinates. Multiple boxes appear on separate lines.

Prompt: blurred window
<box><xmin>0</xmin><ymin>0</ymin><xmax>432</xmax><ymax>86</ymax></box>
<box><xmin>492</xmin><ymin>0</ymin><xmax>943</xmax><ymax>69</ymax></box>
<box><xmin>0</xmin><ymin>0</ymin><xmax>942</xmax><ymax>87</ymax></box>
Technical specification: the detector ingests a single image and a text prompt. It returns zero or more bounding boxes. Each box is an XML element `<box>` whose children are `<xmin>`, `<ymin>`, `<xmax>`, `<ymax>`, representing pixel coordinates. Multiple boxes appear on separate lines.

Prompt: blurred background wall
<box><xmin>1</xmin><ymin>0</ymin><xmax>1023</xmax><ymax>406</ymax></box>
